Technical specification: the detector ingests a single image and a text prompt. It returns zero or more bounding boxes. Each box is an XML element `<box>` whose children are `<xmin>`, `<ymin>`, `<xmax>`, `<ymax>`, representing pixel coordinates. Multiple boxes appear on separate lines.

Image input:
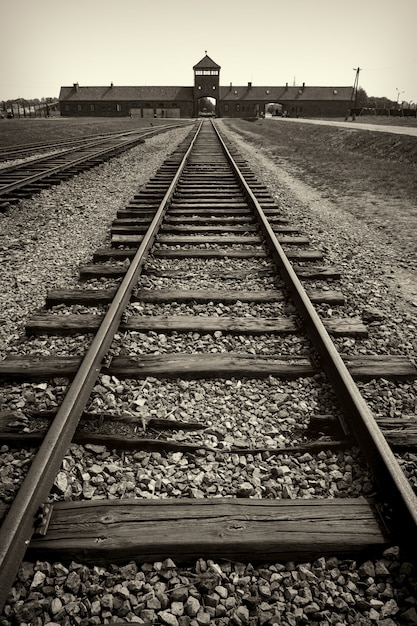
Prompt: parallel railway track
<box><xmin>0</xmin><ymin>119</ymin><xmax>416</xmax><ymax>613</ymax></box>
<box><xmin>0</xmin><ymin>127</ymin><xmax>157</xmax><ymax>162</ymax></box>
<box><xmin>0</xmin><ymin>122</ymin><xmax>192</xmax><ymax>207</ymax></box>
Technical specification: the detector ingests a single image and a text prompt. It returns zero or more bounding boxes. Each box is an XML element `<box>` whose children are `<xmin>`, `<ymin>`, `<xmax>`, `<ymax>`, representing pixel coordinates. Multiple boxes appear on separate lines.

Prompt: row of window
<box><xmin>64</xmin><ymin>103</ymin><xmax>179</xmax><ymax>112</ymax></box>
<box><xmin>195</xmin><ymin>70</ymin><xmax>219</xmax><ymax>75</ymax></box>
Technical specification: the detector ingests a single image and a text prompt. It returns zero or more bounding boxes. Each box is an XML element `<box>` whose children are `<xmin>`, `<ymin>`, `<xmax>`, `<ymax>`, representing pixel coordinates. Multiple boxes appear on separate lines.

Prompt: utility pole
<box><xmin>346</xmin><ymin>67</ymin><xmax>361</xmax><ymax>120</ymax></box>
<box><xmin>351</xmin><ymin>67</ymin><xmax>360</xmax><ymax>120</ymax></box>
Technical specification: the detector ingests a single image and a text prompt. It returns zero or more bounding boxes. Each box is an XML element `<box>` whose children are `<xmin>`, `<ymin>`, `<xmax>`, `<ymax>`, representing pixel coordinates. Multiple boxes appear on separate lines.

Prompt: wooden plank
<box><xmin>79</xmin><ymin>264</ymin><xmax>340</xmax><ymax>281</ymax></box>
<box><xmin>112</xmin><ymin>234</ymin><xmax>263</xmax><ymax>245</ymax></box>
<box><xmin>155</xmin><ymin>235</ymin><xmax>309</xmax><ymax>245</ymax></box>
<box><xmin>163</xmin><ymin>234</ymin><xmax>307</xmax><ymax>244</ymax></box>
<box><xmin>343</xmin><ymin>355</ymin><xmax>417</xmax><ymax>380</ymax></box>
<box><xmin>25</xmin><ymin>314</ymin><xmax>298</xmax><ymax>336</ymax></box>
<box><xmin>167</xmin><ymin>208</ymin><xmax>252</xmax><ymax>215</ymax></box>
<box><xmin>27</xmin><ymin>498</ymin><xmax>388</xmax><ymax>564</ymax></box>
<box><xmin>111</xmin><ymin>225</ymin><xmax>149</xmax><ymax>234</ymax></box>
<box><xmin>81</xmin><ymin>266</ymin><xmax>276</xmax><ymax>279</ymax></box>
<box><xmin>0</xmin><ymin>410</ymin><xmax>203</xmax><ymax>433</ymax></box>
<box><xmin>307</xmin><ymin>414</ymin><xmax>417</xmax><ymax>449</ymax></box>
<box><xmin>133</xmin><ymin>288</ymin><xmax>343</xmax><ymax>305</ymax></box>
<box><xmin>160</xmin><ymin>224</ymin><xmax>258</xmax><ymax>233</ymax></box>
<box><xmin>0</xmin><ymin>355</ymin><xmax>82</xmax><ymax>379</ymax></box>
<box><xmin>92</xmin><ymin>247</ymin><xmax>324</xmax><ymax>262</ymax></box>
<box><xmin>25</xmin><ymin>314</ymin><xmax>366</xmax><ymax>338</ymax></box>
<box><xmin>0</xmin><ymin>430</ymin><xmax>352</xmax><ymax>454</ymax></box>
<box><xmin>142</xmin><ymin>268</ymin><xmax>276</xmax><ymax>279</ymax></box>
<box><xmin>154</xmin><ymin>249</ymin><xmax>324</xmax><ymax>261</ymax></box>
<box><xmin>26</xmin><ymin>314</ymin><xmax>103</xmax><ymax>335</ymax></box>
<box><xmin>163</xmin><ymin>216</ymin><xmax>292</xmax><ymax>227</ymax></box>
<box><xmin>134</xmin><ymin>288</ymin><xmax>285</xmax><ymax>303</ymax></box>
<box><xmin>107</xmin><ymin>354</ymin><xmax>316</xmax><ymax>379</ymax></box>
<box><xmin>117</xmin><ymin>210</ymin><xmax>156</xmax><ymax>219</ymax></box>
<box><xmin>324</xmin><ymin>318</ymin><xmax>368</xmax><ymax>337</ymax></box>
<box><xmin>293</xmin><ymin>265</ymin><xmax>341</xmax><ymax>280</ymax></box>
<box><xmin>175</xmin><ymin>193</ymin><xmax>243</xmax><ymax>199</ymax></box>
<box><xmin>93</xmin><ymin>248</ymin><xmax>268</xmax><ymax>262</ymax></box>
<box><xmin>1</xmin><ymin>354</ymin><xmax>415</xmax><ymax>382</ymax></box>
<box><xmin>131</xmin><ymin>288</ymin><xmax>343</xmax><ymax>305</ymax></box>
<box><xmin>113</xmin><ymin>217</ymin><xmax>153</xmax><ymax>225</ymax></box>
<box><xmin>0</xmin><ymin>354</ymin><xmax>314</xmax><ymax>380</ymax></box>
<box><xmin>170</xmin><ymin>202</ymin><xmax>249</xmax><ymax>209</ymax></box>
<box><xmin>45</xmin><ymin>288</ymin><xmax>286</xmax><ymax>306</ymax></box>
<box><xmin>79</xmin><ymin>264</ymin><xmax>128</xmax><ymax>279</ymax></box>
<box><xmin>46</xmin><ymin>289</ymin><xmax>117</xmax><ymax>307</ymax></box>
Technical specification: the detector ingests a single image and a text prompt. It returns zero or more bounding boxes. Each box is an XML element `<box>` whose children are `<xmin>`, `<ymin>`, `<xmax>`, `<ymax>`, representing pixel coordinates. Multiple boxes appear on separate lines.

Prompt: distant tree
<box><xmin>355</xmin><ymin>87</ymin><xmax>368</xmax><ymax>108</ymax></box>
<box><xmin>371</xmin><ymin>96</ymin><xmax>395</xmax><ymax>109</ymax></box>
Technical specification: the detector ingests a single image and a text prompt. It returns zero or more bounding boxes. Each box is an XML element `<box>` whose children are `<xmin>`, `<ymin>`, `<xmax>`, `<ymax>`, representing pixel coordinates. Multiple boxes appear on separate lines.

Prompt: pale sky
<box><xmin>1</xmin><ymin>0</ymin><xmax>416</xmax><ymax>103</ymax></box>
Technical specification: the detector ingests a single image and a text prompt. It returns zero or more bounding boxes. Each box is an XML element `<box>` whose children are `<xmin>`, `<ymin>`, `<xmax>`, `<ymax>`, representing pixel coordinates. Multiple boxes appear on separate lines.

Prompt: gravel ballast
<box><xmin>0</xmin><ymin>126</ymin><xmax>193</xmax><ymax>359</ymax></box>
<box><xmin>1</xmin><ymin>122</ymin><xmax>417</xmax><ymax>624</ymax></box>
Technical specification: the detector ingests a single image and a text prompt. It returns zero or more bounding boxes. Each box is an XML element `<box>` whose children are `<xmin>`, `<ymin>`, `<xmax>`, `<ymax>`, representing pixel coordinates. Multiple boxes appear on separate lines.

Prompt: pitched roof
<box><xmin>219</xmin><ymin>85</ymin><xmax>352</xmax><ymax>102</ymax></box>
<box><xmin>59</xmin><ymin>85</ymin><xmax>194</xmax><ymax>102</ymax></box>
<box><xmin>59</xmin><ymin>83</ymin><xmax>352</xmax><ymax>104</ymax></box>
<box><xmin>193</xmin><ymin>54</ymin><xmax>221</xmax><ymax>70</ymax></box>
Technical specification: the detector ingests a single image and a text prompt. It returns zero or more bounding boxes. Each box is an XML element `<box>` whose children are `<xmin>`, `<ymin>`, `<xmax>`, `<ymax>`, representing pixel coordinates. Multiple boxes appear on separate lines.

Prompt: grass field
<box><xmin>0</xmin><ymin>117</ymin><xmax>177</xmax><ymax>147</ymax></box>
<box><xmin>224</xmin><ymin>117</ymin><xmax>417</xmax><ymax>268</ymax></box>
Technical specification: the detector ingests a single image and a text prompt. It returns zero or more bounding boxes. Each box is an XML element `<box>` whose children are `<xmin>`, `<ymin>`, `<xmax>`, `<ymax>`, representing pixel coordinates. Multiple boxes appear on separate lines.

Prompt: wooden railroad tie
<box><xmin>0</xmin><ymin>498</ymin><xmax>389</xmax><ymax>565</ymax></box>
<box><xmin>0</xmin><ymin>353</ymin><xmax>416</xmax><ymax>381</ymax></box>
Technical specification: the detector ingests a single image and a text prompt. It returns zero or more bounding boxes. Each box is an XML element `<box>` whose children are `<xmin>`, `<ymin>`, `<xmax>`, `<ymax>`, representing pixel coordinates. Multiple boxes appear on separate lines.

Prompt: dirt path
<box><xmin>270</xmin><ymin>116</ymin><xmax>417</xmax><ymax>137</ymax></box>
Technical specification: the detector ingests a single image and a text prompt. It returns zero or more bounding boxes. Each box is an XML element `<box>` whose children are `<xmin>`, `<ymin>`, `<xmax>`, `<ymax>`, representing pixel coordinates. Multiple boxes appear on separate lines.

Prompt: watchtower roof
<box><xmin>193</xmin><ymin>54</ymin><xmax>221</xmax><ymax>70</ymax></box>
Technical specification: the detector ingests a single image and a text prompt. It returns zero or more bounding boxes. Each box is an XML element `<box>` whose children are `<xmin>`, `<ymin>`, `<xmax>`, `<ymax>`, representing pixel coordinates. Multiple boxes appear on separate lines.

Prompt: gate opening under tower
<box><xmin>197</xmin><ymin>97</ymin><xmax>216</xmax><ymax>117</ymax></box>
<box><xmin>265</xmin><ymin>102</ymin><xmax>285</xmax><ymax>117</ymax></box>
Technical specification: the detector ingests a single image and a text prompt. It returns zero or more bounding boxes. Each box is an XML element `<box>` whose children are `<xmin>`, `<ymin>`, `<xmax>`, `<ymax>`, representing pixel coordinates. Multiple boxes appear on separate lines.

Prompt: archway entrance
<box><xmin>197</xmin><ymin>96</ymin><xmax>216</xmax><ymax>117</ymax></box>
<box><xmin>265</xmin><ymin>102</ymin><xmax>285</xmax><ymax>117</ymax></box>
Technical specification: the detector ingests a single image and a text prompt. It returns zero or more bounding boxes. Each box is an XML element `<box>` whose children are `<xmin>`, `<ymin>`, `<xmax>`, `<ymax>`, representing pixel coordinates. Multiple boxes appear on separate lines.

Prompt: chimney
<box><xmin>229</xmin><ymin>82</ymin><xmax>232</xmax><ymax>90</ymax></box>
<box><xmin>110</xmin><ymin>82</ymin><xmax>114</xmax><ymax>88</ymax></box>
<box><xmin>73</xmin><ymin>83</ymin><xmax>79</xmax><ymax>92</ymax></box>
<box><xmin>248</xmin><ymin>81</ymin><xmax>252</xmax><ymax>89</ymax></box>
<box><xmin>302</xmin><ymin>82</ymin><xmax>305</xmax><ymax>90</ymax></box>
<box><xmin>285</xmin><ymin>82</ymin><xmax>288</xmax><ymax>90</ymax></box>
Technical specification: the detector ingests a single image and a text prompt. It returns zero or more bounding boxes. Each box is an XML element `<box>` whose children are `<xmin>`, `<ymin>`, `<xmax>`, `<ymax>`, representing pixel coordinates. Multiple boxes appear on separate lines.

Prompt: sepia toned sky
<box><xmin>1</xmin><ymin>0</ymin><xmax>416</xmax><ymax>103</ymax></box>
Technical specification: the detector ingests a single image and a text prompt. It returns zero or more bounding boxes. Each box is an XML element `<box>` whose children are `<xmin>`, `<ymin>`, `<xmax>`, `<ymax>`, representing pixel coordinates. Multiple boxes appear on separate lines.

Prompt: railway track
<box><xmin>0</xmin><ymin>122</ymin><xmax>191</xmax><ymax>207</ymax></box>
<box><xmin>0</xmin><ymin>127</ymin><xmax>157</xmax><ymax>162</ymax></box>
<box><xmin>0</xmin><ymin>119</ymin><xmax>417</xmax><ymax>617</ymax></box>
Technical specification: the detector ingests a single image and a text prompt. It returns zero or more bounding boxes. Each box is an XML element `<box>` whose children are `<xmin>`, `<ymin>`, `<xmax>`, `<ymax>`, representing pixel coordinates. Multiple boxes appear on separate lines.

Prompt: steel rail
<box><xmin>0</xmin><ymin>123</ymin><xmax>192</xmax><ymax>196</ymax></box>
<box><xmin>211</xmin><ymin>119</ymin><xmax>417</xmax><ymax>546</ymax></box>
<box><xmin>0</xmin><ymin>134</ymin><xmax>141</xmax><ymax>175</ymax></box>
<box><xmin>0</xmin><ymin>121</ymin><xmax>202</xmax><ymax>612</ymax></box>
<box><xmin>0</xmin><ymin>121</ymin><xmax>192</xmax><ymax>161</ymax></box>
<box><xmin>0</xmin><ymin>128</ymin><xmax>148</xmax><ymax>160</ymax></box>
<box><xmin>0</xmin><ymin>137</ymin><xmax>143</xmax><ymax>195</ymax></box>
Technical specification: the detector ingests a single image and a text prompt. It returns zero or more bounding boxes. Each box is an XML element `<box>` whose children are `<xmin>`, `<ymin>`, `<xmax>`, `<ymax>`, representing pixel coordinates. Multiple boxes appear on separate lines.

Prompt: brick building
<box><xmin>59</xmin><ymin>54</ymin><xmax>352</xmax><ymax>119</ymax></box>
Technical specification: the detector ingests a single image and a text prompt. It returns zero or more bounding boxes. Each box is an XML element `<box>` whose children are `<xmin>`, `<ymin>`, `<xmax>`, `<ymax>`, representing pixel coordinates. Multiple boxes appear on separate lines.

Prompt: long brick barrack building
<box><xmin>59</xmin><ymin>54</ymin><xmax>352</xmax><ymax>119</ymax></box>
